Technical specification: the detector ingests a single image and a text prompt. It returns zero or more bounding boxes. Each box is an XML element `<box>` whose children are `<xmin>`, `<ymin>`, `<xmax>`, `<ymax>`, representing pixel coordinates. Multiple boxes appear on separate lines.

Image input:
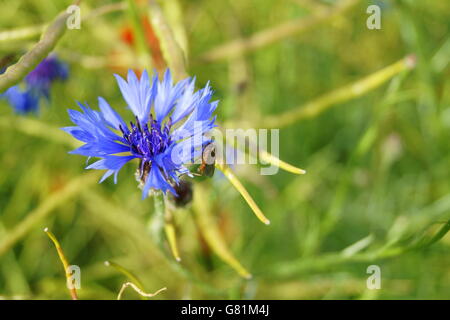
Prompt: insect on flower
<box><xmin>63</xmin><ymin>69</ymin><xmax>218</xmax><ymax>198</ymax></box>
<box><xmin>198</xmin><ymin>141</ymin><xmax>216</xmax><ymax>177</ymax></box>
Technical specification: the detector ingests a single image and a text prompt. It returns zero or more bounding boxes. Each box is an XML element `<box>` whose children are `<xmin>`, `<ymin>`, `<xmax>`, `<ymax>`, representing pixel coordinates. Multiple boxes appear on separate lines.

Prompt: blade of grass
<box><xmin>148</xmin><ymin>0</ymin><xmax>187</xmax><ymax>80</ymax></box>
<box><xmin>0</xmin><ymin>25</ymin><xmax>46</xmax><ymax>43</ymax></box>
<box><xmin>0</xmin><ymin>2</ymin><xmax>126</xmax><ymax>43</ymax></box>
<box><xmin>193</xmin><ymin>183</ymin><xmax>252</xmax><ymax>279</ymax></box>
<box><xmin>259</xmin><ymin>55</ymin><xmax>416</xmax><ymax>128</ymax></box>
<box><xmin>82</xmin><ymin>191</ymin><xmax>228</xmax><ymax>296</ymax></box>
<box><xmin>216</xmin><ymin>162</ymin><xmax>270</xmax><ymax>225</ymax></box>
<box><xmin>0</xmin><ymin>172</ymin><xmax>99</xmax><ymax>258</ymax></box>
<box><xmin>0</xmin><ymin>116</ymin><xmax>78</xmax><ymax>148</ymax></box>
<box><xmin>163</xmin><ymin>198</ymin><xmax>182</xmax><ymax>262</ymax></box>
<box><xmin>104</xmin><ymin>260</ymin><xmax>147</xmax><ymax>300</ymax></box>
<box><xmin>117</xmin><ymin>282</ymin><xmax>166</xmax><ymax>300</ymax></box>
<box><xmin>0</xmin><ymin>1</ymin><xmax>79</xmax><ymax>91</ymax></box>
<box><xmin>125</xmin><ymin>0</ymin><xmax>152</xmax><ymax>70</ymax></box>
<box><xmin>198</xmin><ymin>0</ymin><xmax>358</xmax><ymax>62</ymax></box>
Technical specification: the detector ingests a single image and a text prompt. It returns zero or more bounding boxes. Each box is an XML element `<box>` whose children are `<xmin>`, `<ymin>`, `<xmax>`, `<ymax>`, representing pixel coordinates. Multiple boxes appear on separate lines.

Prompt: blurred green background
<box><xmin>0</xmin><ymin>0</ymin><xmax>449</xmax><ymax>299</ymax></box>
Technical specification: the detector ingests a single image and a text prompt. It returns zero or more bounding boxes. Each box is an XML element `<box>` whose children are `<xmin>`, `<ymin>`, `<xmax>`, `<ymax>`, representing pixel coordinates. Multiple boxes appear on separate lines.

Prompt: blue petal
<box><xmin>86</xmin><ymin>155</ymin><xmax>136</xmax><ymax>184</ymax></box>
<box><xmin>98</xmin><ymin>96</ymin><xmax>127</xmax><ymax>130</ymax></box>
<box><xmin>64</xmin><ymin>103</ymin><xmax>131</xmax><ymax>158</ymax></box>
<box><xmin>114</xmin><ymin>70</ymin><xmax>154</xmax><ymax>123</ymax></box>
<box><xmin>61</xmin><ymin>126</ymin><xmax>94</xmax><ymax>142</ymax></box>
<box><xmin>171</xmin><ymin>77</ymin><xmax>197</xmax><ymax>123</ymax></box>
<box><xmin>154</xmin><ymin>69</ymin><xmax>190</xmax><ymax>123</ymax></box>
<box><xmin>142</xmin><ymin>165</ymin><xmax>176</xmax><ymax>198</ymax></box>
<box><xmin>86</xmin><ymin>155</ymin><xmax>135</xmax><ymax>170</ymax></box>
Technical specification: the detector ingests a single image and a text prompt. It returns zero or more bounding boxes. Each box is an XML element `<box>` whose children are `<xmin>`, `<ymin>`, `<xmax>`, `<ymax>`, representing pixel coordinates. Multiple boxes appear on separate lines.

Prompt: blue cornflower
<box><xmin>1</xmin><ymin>85</ymin><xmax>39</xmax><ymax>114</ymax></box>
<box><xmin>25</xmin><ymin>55</ymin><xmax>68</xmax><ymax>99</ymax></box>
<box><xmin>1</xmin><ymin>55</ymin><xmax>68</xmax><ymax>114</ymax></box>
<box><xmin>63</xmin><ymin>69</ymin><xmax>218</xmax><ymax>198</ymax></box>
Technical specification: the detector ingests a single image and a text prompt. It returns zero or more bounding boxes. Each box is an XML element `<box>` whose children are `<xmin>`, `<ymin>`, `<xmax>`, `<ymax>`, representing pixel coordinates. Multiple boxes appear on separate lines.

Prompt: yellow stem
<box><xmin>0</xmin><ymin>172</ymin><xmax>99</xmax><ymax>258</ymax></box>
<box><xmin>258</xmin><ymin>149</ymin><xmax>306</xmax><ymax>175</ymax></box>
<box><xmin>216</xmin><ymin>163</ymin><xmax>270</xmax><ymax>225</ymax></box>
<box><xmin>148</xmin><ymin>0</ymin><xmax>188</xmax><ymax>80</ymax></box>
<box><xmin>193</xmin><ymin>184</ymin><xmax>252</xmax><ymax>279</ymax></box>
<box><xmin>261</xmin><ymin>55</ymin><xmax>416</xmax><ymax>128</ymax></box>
<box><xmin>44</xmin><ymin>228</ymin><xmax>78</xmax><ymax>300</ymax></box>
<box><xmin>163</xmin><ymin>197</ymin><xmax>182</xmax><ymax>261</ymax></box>
<box><xmin>104</xmin><ymin>260</ymin><xmax>147</xmax><ymax>300</ymax></box>
<box><xmin>199</xmin><ymin>0</ymin><xmax>358</xmax><ymax>62</ymax></box>
<box><xmin>117</xmin><ymin>282</ymin><xmax>166</xmax><ymax>300</ymax></box>
<box><xmin>164</xmin><ymin>224</ymin><xmax>181</xmax><ymax>262</ymax></box>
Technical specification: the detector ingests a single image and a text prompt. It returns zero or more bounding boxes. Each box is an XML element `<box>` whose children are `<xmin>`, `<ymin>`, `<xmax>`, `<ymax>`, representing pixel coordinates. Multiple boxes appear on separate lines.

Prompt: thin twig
<box><xmin>215</xmin><ymin>162</ymin><xmax>270</xmax><ymax>226</ymax></box>
<box><xmin>199</xmin><ymin>0</ymin><xmax>359</xmax><ymax>62</ymax></box>
<box><xmin>104</xmin><ymin>261</ymin><xmax>148</xmax><ymax>300</ymax></box>
<box><xmin>192</xmin><ymin>183</ymin><xmax>252</xmax><ymax>279</ymax></box>
<box><xmin>259</xmin><ymin>55</ymin><xmax>416</xmax><ymax>128</ymax></box>
<box><xmin>0</xmin><ymin>172</ymin><xmax>99</xmax><ymax>258</ymax></box>
<box><xmin>44</xmin><ymin>228</ymin><xmax>78</xmax><ymax>300</ymax></box>
<box><xmin>82</xmin><ymin>2</ymin><xmax>126</xmax><ymax>21</ymax></box>
<box><xmin>117</xmin><ymin>282</ymin><xmax>166</xmax><ymax>300</ymax></box>
<box><xmin>0</xmin><ymin>9</ymin><xmax>70</xmax><ymax>91</ymax></box>
<box><xmin>148</xmin><ymin>0</ymin><xmax>188</xmax><ymax>80</ymax></box>
<box><xmin>0</xmin><ymin>116</ymin><xmax>78</xmax><ymax>148</ymax></box>
<box><xmin>0</xmin><ymin>25</ymin><xmax>46</xmax><ymax>43</ymax></box>
<box><xmin>163</xmin><ymin>196</ymin><xmax>182</xmax><ymax>262</ymax></box>
<box><xmin>0</xmin><ymin>2</ymin><xmax>126</xmax><ymax>43</ymax></box>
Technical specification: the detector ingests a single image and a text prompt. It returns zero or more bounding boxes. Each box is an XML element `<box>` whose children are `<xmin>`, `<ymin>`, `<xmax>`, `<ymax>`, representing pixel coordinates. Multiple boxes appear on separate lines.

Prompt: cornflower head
<box><xmin>1</xmin><ymin>55</ymin><xmax>68</xmax><ymax>114</ymax></box>
<box><xmin>2</xmin><ymin>85</ymin><xmax>39</xmax><ymax>114</ymax></box>
<box><xmin>63</xmin><ymin>69</ymin><xmax>218</xmax><ymax>198</ymax></box>
<box><xmin>25</xmin><ymin>55</ymin><xmax>68</xmax><ymax>99</ymax></box>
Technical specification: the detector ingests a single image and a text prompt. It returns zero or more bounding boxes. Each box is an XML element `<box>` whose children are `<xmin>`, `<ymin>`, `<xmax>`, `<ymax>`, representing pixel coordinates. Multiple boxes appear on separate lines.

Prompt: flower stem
<box><xmin>193</xmin><ymin>183</ymin><xmax>252</xmax><ymax>279</ymax></box>
<box><xmin>117</xmin><ymin>282</ymin><xmax>166</xmax><ymax>300</ymax></box>
<box><xmin>104</xmin><ymin>260</ymin><xmax>147</xmax><ymax>300</ymax></box>
<box><xmin>163</xmin><ymin>197</ymin><xmax>182</xmax><ymax>262</ymax></box>
<box><xmin>149</xmin><ymin>192</ymin><xmax>181</xmax><ymax>261</ymax></box>
<box><xmin>44</xmin><ymin>228</ymin><xmax>78</xmax><ymax>300</ymax></box>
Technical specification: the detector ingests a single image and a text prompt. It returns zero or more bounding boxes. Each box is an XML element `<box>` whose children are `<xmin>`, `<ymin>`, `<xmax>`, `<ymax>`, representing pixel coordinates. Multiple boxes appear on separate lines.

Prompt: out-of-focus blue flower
<box><xmin>63</xmin><ymin>69</ymin><xmax>218</xmax><ymax>198</ymax></box>
<box><xmin>1</xmin><ymin>86</ymin><xmax>39</xmax><ymax>114</ymax></box>
<box><xmin>25</xmin><ymin>56</ymin><xmax>68</xmax><ymax>99</ymax></box>
<box><xmin>1</xmin><ymin>55</ymin><xmax>68</xmax><ymax>114</ymax></box>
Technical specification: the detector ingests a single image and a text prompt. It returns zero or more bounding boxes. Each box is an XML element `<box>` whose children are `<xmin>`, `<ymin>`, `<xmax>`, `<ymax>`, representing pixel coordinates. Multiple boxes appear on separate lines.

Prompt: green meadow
<box><xmin>0</xmin><ymin>0</ymin><xmax>449</xmax><ymax>299</ymax></box>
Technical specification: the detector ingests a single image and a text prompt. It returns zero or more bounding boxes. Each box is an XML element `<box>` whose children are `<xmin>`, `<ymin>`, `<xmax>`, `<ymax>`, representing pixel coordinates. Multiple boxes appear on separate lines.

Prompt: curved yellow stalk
<box><xmin>117</xmin><ymin>282</ymin><xmax>166</xmax><ymax>300</ymax></box>
<box><xmin>163</xmin><ymin>196</ymin><xmax>181</xmax><ymax>261</ymax></box>
<box><xmin>259</xmin><ymin>149</ymin><xmax>306</xmax><ymax>175</ymax></box>
<box><xmin>164</xmin><ymin>223</ymin><xmax>181</xmax><ymax>262</ymax></box>
<box><xmin>104</xmin><ymin>260</ymin><xmax>148</xmax><ymax>300</ymax></box>
<box><xmin>44</xmin><ymin>228</ymin><xmax>78</xmax><ymax>300</ymax></box>
<box><xmin>104</xmin><ymin>260</ymin><xmax>145</xmax><ymax>290</ymax></box>
<box><xmin>193</xmin><ymin>183</ymin><xmax>252</xmax><ymax>279</ymax></box>
<box><xmin>261</xmin><ymin>55</ymin><xmax>416</xmax><ymax>128</ymax></box>
<box><xmin>216</xmin><ymin>163</ymin><xmax>270</xmax><ymax>225</ymax></box>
